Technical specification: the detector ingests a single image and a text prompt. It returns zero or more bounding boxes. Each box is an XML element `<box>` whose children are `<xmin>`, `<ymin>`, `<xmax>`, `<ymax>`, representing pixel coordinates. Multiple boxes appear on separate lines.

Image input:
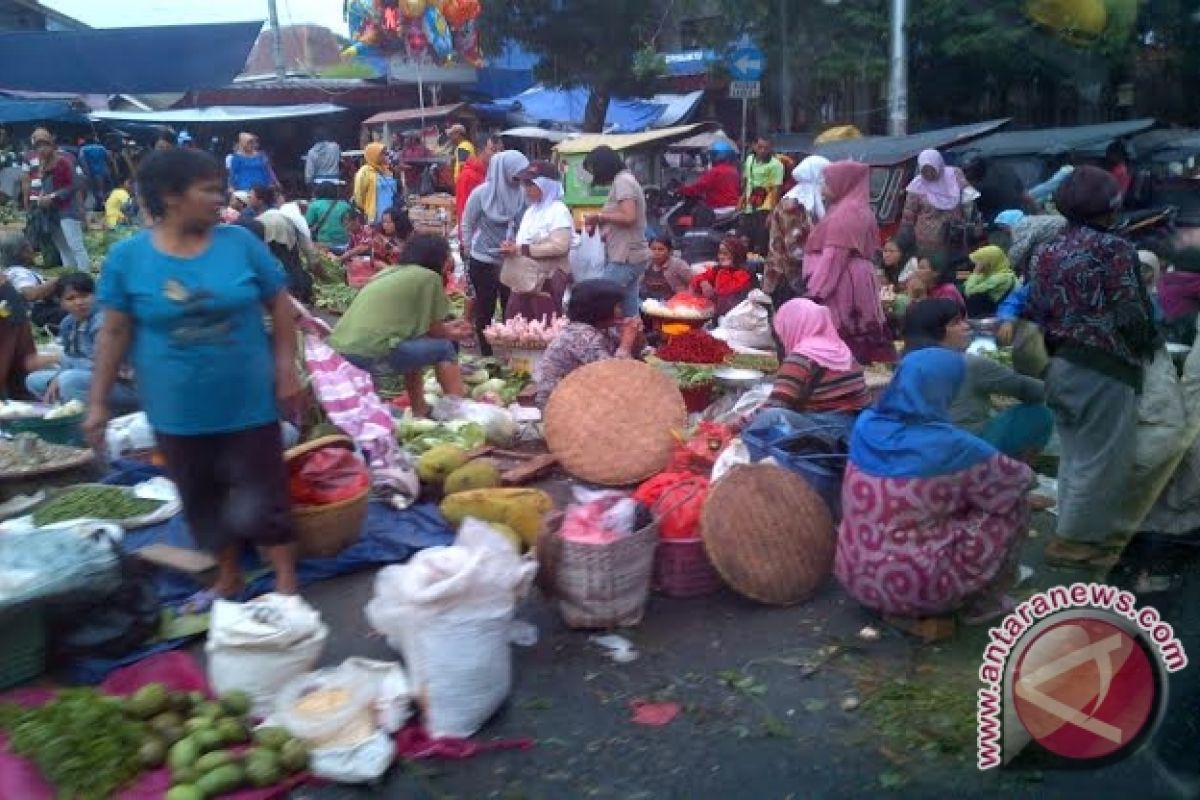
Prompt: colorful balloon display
<box><xmin>345</xmin><ymin>0</ymin><xmax>483</xmax><ymax>62</ymax></box>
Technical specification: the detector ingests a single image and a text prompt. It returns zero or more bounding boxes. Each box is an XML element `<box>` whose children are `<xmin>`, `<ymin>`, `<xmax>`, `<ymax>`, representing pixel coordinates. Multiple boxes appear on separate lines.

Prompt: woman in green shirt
<box><xmin>305</xmin><ymin>183</ymin><xmax>354</xmax><ymax>252</ymax></box>
<box><xmin>329</xmin><ymin>234</ymin><xmax>473</xmax><ymax>416</ymax></box>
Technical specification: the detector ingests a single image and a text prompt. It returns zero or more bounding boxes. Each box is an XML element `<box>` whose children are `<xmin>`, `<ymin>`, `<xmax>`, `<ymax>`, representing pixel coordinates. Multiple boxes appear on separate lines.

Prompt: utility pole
<box><xmin>267</xmin><ymin>0</ymin><xmax>287</xmax><ymax>80</ymax></box>
<box><xmin>779</xmin><ymin>0</ymin><xmax>792</xmax><ymax>134</ymax></box>
<box><xmin>887</xmin><ymin>0</ymin><xmax>908</xmax><ymax>135</ymax></box>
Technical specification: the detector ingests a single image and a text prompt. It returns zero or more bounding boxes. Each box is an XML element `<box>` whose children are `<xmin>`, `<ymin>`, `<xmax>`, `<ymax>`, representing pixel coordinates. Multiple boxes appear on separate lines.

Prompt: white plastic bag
<box><xmin>105</xmin><ymin>412</ymin><xmax>156</xmax><ymax>460</ymax></box>
<box><xmin>712</xmin><ymin>290</ymin><xmax>773</xmax><ymax>350</ymax></box>
<box><xmin>431</xmin><ymin>396</ymin><xmax>517</xmax><ymax>446</ymax></box>
<box><xmin>364</xmin><ymin>520</ymin><xmax>537</xmax><ymax>738</ymax></box>
<box><xmin>206</xmin><ymin>593</ymin><xmax>329</xmax><ymax>718</ymax></box>
<box><xmin>341</xmin><ymin>657</ymin><xmax>412</xmax><ymax>733</ymax></box>
<box><xmin>711</xmin><ymin>437</ymin><xmax>751</xmax><ymax>482</ymax></box>
<box><xmin>275</xmin><ymin>666</ymin><xmax>377</xmax><ymax>748</ymax></box>
<box><xmin>310</xmin><ymin>730</ymin><xmax>396</xmax><ymax>784</ymax></box>
<box><xmin>570</xmin><ymin>227</ymin><xmax>606</xmax><ymax>283</ymax></box>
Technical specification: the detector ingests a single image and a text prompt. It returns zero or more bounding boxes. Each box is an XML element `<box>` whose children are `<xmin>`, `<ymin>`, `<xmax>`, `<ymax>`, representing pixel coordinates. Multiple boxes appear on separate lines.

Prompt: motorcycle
<box><xmin>647</xmin><ymin>186</ymin><xmax>745</xmax><ymax>264</ymax></box>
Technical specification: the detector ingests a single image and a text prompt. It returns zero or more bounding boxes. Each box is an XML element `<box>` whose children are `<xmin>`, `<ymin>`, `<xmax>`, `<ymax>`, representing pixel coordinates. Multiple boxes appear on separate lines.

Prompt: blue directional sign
<box><xmin>727</xmin><ymin>36</ymin><xmax>765</xmax><ymax>82</ymax></box>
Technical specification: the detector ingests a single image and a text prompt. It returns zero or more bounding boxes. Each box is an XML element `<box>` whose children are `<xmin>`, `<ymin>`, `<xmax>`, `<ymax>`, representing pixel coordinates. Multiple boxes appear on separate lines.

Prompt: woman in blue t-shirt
<box><xmin>227</xmin><ymin>132</ymin><xmax>277</xmax><ymax>193</ymax></box>
<box><xmin>85</xmin><ymin>148</ymin><xmax>302</xmax><ymax>612</ymax></box>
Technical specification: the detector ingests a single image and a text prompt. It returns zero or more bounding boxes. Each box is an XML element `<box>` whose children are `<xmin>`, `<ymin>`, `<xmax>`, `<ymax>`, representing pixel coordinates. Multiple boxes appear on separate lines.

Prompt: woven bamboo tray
<box><xmin>544</xmin><ymin>360</ymin><xmax>686</xmax><ymax>486</ymax></box>
<box><xmin>701</xmin><ymin>463</ymin><xmax>835</xmax><ymax>606</ymax></box>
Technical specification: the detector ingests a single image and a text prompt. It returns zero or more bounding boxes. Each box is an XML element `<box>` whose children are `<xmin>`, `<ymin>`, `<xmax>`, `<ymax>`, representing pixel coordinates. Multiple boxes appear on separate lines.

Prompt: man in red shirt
<box><xmin>678</xmin><ymin>140</ymin><xmax>740</xmax><ymax>213</ymax></box>
<box><xmin>455</xmin><ymin>134</ymin><xmax>501</xmax><ymax>241</ymax></box>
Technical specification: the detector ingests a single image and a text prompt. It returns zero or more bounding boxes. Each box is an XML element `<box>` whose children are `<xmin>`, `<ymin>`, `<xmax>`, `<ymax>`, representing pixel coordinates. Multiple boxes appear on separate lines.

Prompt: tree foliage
<box><xmin>479</xmin><ymin>0</ymin><xmax>668</xmax><ymax>131</ymax></box>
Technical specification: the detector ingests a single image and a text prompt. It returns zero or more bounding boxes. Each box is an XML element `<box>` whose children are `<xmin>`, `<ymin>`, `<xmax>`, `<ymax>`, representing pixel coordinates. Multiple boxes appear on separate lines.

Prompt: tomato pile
<box><xmin>656</xmin><ymin>330</ymin><xmax>732</xmax><ymax>364</ymax></box>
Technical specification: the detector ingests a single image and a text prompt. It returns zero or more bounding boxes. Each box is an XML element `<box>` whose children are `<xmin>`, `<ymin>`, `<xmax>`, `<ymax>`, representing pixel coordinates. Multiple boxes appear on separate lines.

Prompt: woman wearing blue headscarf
<box><xmin>835</xmin><ymin>348</ymin><xmax>1034</xmax><ymax>625</ymax></box>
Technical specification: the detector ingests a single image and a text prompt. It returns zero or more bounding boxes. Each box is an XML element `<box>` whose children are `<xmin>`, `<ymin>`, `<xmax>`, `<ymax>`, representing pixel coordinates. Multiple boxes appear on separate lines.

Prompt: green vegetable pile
<box><xmin>646</xmin><ymin>356</ymin><xmax>716</xmax><ymax>388</ymax></box>
<box><xmin>397</xmin><ymin>417</ymin><xmax>486</xmax><ymax>454</ymax></box>
<box><xmin>978</xmin><ymin>346</ymin><xmax>1014</xmax><ymax>369</ymax></box>
<box><xmin>32</xmin><ymin>485</ymin><xmax>164</xmax><ymax>527</ymax></box>
<box><xmin>0</xmin><ymin>685</ymin><xmax>308</xmax><ymax>799</ymax></box>
<box><xmin>312</xmin><ymin>254</ymin><xmax>358</xmax><ymax>314</ymax></box>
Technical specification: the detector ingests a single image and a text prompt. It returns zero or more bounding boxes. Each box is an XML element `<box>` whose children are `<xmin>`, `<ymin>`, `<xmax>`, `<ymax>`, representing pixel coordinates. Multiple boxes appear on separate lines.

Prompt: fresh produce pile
<box><xmin>396</xmin><ymin>416</ymin><xmax>486</xmax><ymax>455</ymax></box>
<box><xmin>641</xmin><ymin>292</ymin><xmax>715</xmax><ymax>320</ymax></box>
<box><xmin>648</xmin><ymin>357</ymin><xmax>715</xmax><ymax>388</ymax></box>
<box><xmin>32</xmin><ymin>484</ymin><xmax>164</xmax><ymax>527</ymax></box>
<box><xmin>313</xmin><ymin>282</ymin><xmax>358</xmax><ymax>315</ymax></box>
<box><xmin>483</xmin><ymin>314</ymin><xmax>567</xmax><ymax>350</ymax></box>
<box><xmin>724</xmin><ymin>352</ymin><xmax>780</xmax><ymax>373</ymax></box>
<box><xmin>0</xmin><ymin>684</ymin><xmax>307</xmax><ymax>800</ymax></box>
<box><xmin>656</xmin><ymin>330</ymin><xmax>733</xmax><ymax>364</ymax></box>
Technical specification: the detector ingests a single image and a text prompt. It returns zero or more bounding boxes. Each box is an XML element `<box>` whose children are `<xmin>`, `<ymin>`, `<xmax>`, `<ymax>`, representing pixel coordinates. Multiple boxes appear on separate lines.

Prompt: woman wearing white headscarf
<box><xmin>461</xmin><ymin>149</ymin><xmax>530</xmax><ymax>354</ymax></box>
<box><xmin>765</xmin><ymin>155</ymin><xmax>829</xmax><ymax>307</ymax></box>
<box><xmin>900</xmin><ymin>149</ymin><xmax>972</xmax><ymax>260</ymax></box>
<box><xmin>500</xmin><ymin>160</ymin><xmax>574</xmax><ymax>322</ymax></box>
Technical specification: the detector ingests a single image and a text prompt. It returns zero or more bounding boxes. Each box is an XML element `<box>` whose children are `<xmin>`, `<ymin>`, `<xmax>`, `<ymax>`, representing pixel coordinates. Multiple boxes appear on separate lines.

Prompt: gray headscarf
<box><xmin>0</xmin><ymin>232</ymin><xmax>24</xmax><ymax>269</ymax></box>
<box><xmin>1008</xmin><ymin>215</ymin><xmax>1068</xmax><ymax>275</ymax></box>
<box><xmin>477</xmin><ymin>150</ymin><xmax>529</xmax><ymax>224</ymax></box>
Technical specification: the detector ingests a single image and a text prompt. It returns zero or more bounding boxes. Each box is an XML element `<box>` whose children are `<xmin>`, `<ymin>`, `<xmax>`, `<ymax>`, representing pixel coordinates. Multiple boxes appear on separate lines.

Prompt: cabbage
<box><xmin>470</xmin><ymin>378</ymin><xmax>508</xmax><ymax>401</ymax></box>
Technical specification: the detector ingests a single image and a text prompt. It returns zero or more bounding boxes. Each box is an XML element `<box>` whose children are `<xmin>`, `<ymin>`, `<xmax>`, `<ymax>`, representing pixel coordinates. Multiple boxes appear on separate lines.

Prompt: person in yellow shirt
<box><xmin>447</xmin><ymin>124</ymin><xmax>476</xmax><ymax>182</ymax></box>
<box><xmin>104</xmin><ymin>176</ymin><xmax>134</xmax><ymax>228</ymax></box>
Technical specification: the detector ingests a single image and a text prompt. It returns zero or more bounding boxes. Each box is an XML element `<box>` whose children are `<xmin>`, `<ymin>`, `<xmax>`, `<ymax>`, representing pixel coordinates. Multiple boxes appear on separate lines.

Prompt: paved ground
<box><xmin>250</xmin><ymin>499</ymin><xmax>1200</xmax><ymax>800</ymax></box>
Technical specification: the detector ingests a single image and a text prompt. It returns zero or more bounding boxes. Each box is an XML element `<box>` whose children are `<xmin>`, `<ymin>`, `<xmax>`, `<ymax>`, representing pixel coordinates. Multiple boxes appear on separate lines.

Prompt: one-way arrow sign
<box><xmin>727</xmin><ymin>36</ymin><xmax>765</xmax><ymax>82</ymax></box>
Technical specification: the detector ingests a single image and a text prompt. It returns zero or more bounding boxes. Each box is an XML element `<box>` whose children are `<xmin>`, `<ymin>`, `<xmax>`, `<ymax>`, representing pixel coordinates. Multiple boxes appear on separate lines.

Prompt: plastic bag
<box><xmin>363</xmin><ymin>520</ymin><xmax>537</xmax><ymax>738</ymax></box>
<box><xmin>669</xmin><ymin>422</ymin><xmax>735</xmax><ymax>474</ymax></box>
<box><xmin>632</xmin><ymin>472</ymin><xmax>708</xmax><ymax>540</ymax></box>
<box><xmin>310</xmin><ymin>729</ymin><xmax>396</xmax><ymax>784</ymax></box>
<box><xmin>570</xmin><ymin>227</ymin><xmax>606</xmax><ymax>283</ymax></box>
<box><xmin>206</xmin><ymin>593</ymin><xmax>329</xmax><ymax>718</ymax></box>
<box><xmin>701</xmin><ymin>382</ymin><xmax>773</xmax><ymax>428</ymax></box>
<box><xmin>560</xmin><ymin>489</ymin><xmax>639</xmax><ymax>545</ymax></box>
<box><xmin>431</xmin><ymin>396</ymin><xmax>517</xmax><ymax>446</ymax></box>
<box><xmin>104</xmin><ymin>412</ymin><xmax>156</xmax><ymax>460</ymax></box>
<box><xmin>276</xmin><ymin>666</ymin><xmax>377</xmax><ymax>748</ymax></box>
<box><xmin>713</xmin><ymin>290</ymin><xmax>774</xmax><ymax>350</ymax></box>
<box><xmin>288</xmin><ymin>445</ymin><xmax>371</xmax><ymax>506</ymax></box>
<box><xmin>742</xmin><ymin>409</ymin><xmax>852</xmax><ymax>519</ymax></box>
<box><xmin>711</xmin><ymin>437</ymin><xmax>751</xmax><ymax>482</ymax></box>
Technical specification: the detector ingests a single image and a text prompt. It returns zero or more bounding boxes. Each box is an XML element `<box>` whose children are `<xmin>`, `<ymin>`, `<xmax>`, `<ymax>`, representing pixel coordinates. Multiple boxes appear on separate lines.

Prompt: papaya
<box><xmin>444</xmin><ymin>460</ymin><xmax>501</xmax><ymax>495</ymax></box>
<box><xmin>416</xmin><ymin>444</ymin><xmax>470</xmax><ymax>484</ymax></box>
<box><xmin>439</xmin><ymin>487</ymin><xmax>553</xmax><ymax>547</ymax></box>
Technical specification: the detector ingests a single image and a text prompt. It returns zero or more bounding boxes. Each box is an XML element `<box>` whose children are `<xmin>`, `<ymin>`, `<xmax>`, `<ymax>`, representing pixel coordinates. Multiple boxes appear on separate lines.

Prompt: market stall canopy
<box><xmin>951</xmin><ymin>118</ymin><xmax>1157</xmax><ymax>159</ymax></box>
<box><xmin>0</xmin><ymin>98</ymin><xmax>88</xmax><ymax>125</ymax></box>
<box><xmin>808</xmin><ymin>119</ymin><xmax>1011</xmax><ymax>166</ymax></box>
<box><xmin>554</xmin><ymin>123</ymin><xmax>715</xmax><ymax>156</ymax></box>
<box><xmin>500</xmin><ymin>127</ymin><xmax>572</xmax><ymax>144</ymax></box>
<box><xmin>89</xmin><ymin>104</ymin><xmax>348</xmax><ymax>124</ymax></box>
<box><xmin>475</xmin><ymin>85</ymin><xmax>704</xmax><ymax>133</ymax></box>
<box><xmin>362</xmin><ymin>104</ymin><xmax>467</xmax><ymax>126</ymax></box>
<box><xmin>0</xmin><ymin>23</ymin><xmax>263</xmax><ymax>94</ymax></box>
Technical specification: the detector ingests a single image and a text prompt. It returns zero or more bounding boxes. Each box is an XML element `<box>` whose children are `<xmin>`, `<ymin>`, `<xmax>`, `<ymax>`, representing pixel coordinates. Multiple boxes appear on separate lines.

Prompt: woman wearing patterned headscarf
<box><xmin>1026</xmin><ymin>165</ymin><xmax>1158</xmax><ymax>567</ymax></box>
<box><xmin>765</xmin><ymin>156</ymin><xmax>829</xmax><ymax>307</ymax></box>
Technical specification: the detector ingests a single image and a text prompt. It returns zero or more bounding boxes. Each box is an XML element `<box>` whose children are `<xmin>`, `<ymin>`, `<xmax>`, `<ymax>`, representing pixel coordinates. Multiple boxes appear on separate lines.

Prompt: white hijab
<box><xmin>783</xmin><ymin>156</ymin><xmax>830</xmax><ymax>221</ymax></box>
<box><xmin>516</xmin><ymin>177</ymin><xmax>572</xmax><ymax>245</ymax></box>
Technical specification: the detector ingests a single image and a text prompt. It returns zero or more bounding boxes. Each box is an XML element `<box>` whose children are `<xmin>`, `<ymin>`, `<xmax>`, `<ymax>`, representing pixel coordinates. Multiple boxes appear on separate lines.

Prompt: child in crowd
<box><xmin>691</xmin><ymin>237</ymin><xmax>755</xmax><ymax>317</ymax></box>
<box><xmin>24</xmin><ymin>273</ymin><xmax>137</xmax><ymax>409</ymax></box>
<box><xmin>105</xmin><ymin>176</ymin><xmax>136</xmax><ymax>229</ymax></box>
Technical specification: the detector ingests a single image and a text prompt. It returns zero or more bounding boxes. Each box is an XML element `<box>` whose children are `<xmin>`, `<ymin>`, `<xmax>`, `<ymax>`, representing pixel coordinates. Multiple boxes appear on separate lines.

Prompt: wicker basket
<box><xmin>701</xmin><ymin>463</ymin><xmax>835</xmax><ymax>606</ymax></box>
<box><xmin>536</xmin><ymin>511</ymin><xmax>658</xmax><ymax>629</ymax></box>
<box><xmin>286</xmin><ymin>436</ymin><xmax>370</xmax><ymax>559</ymax></box>
<box><xmin>544</xmin><ymin>360</ymin><xmax>687</xmax><ymax>486</ymax></box>
<box><xmin>652</xmin><ymin>538</ymin><xmax>723</xmax><ymax>598</ymax></box>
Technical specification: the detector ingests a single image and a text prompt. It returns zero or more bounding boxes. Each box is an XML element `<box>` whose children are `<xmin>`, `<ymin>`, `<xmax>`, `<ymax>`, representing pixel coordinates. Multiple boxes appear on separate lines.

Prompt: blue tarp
<box><xmin>0</xmin><ymin>99</ymin><xmax>87</xmax><ymax>125</ymax></box>
<box><xmin>63</xmin><ymin>461</ymin><xmax>455</xmax><ymax>684</ymax></box>
<box><xmin>476</xmin><ymin>85</ymin><xmax>667</xmax><ymax>133</ymax></box>
<box><xmin>473</xmin><ymin>41</ymin><xmax>539</xmax><ymax>103</ymax></box>
<box><xmin>0</xmin><ymin>22</ymin><xmax>263</xmax><ymax>94</ymax></box>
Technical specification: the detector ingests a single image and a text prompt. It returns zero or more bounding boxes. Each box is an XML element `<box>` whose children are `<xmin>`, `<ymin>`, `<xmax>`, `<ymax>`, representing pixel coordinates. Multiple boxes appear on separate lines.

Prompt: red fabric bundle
<box><xmin>288</xmin><ymin>446</ymin><xmax>371</xmax><ymax>506</ymax></box>
<box><xmin>634</xmin><ymin>472</ymin><xmax>709</xmax><ymax>540</ymax></box>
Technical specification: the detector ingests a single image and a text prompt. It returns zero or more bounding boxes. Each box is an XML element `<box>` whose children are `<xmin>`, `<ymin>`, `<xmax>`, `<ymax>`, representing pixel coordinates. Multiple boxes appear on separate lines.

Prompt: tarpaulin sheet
<box><xmin>60</xmin><ymin>461</ymin><xmax>454</xmax><ymax>684</ymax></box>
<box><xmin>478</xmin><ymin>85</ymin><xmax>668</xmax><ymax>133</ymax></box>
<box><xmin>0</xmin><ymin>22</ymin><xmax>263</xmax><ymax>94</ymax></box>
<box><xmin>0</xmin><ymin>99</ymin><xmax>86</xmax><ymax>125</ymax></box>
<box><xmin>91</xmin><ymin>103</ymin><xmax>347</xmax><ymax>124</ymax></box>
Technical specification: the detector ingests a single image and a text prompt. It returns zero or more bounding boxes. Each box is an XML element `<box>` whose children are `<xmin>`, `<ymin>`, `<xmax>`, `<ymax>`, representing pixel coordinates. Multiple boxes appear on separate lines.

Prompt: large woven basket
<box><xmin>285</xmin><ymin>435</ymin><xmax>370</xmax><ymax>559</ymax></box>
<box><xmin>544</xmin><ymin>360</ymin><xmax>687</xmax><ymax>486</ymax></box>
<box><xmin>536</xmin><ymin>511</ymin><xmax>658</xmax><ymax>629</ymax></box>
<box><xmin>701</xmin><ymin>463</ymin><xmax>834</xmax><ymax>606</ymax></box>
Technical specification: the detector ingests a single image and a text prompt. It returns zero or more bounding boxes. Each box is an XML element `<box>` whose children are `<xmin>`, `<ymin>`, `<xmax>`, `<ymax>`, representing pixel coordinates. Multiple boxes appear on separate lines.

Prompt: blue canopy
<box><xmin>473</xmin><ymin>41</ymin><xmax>539</xmax><ymax>103</ymax></box>
<box><xmin>0</xmin><ymin>22</ymin><xmax>263</xmax><ymax>94</ymax></box>
<box><xmin>476</xmin><ymin>85</ymin><xmax>668</xmax><ymax>133</ymax></box>
<box><xmin>0</xmin><ymin>98</ymin><xmax>87</xmax><ymax>125</ymax></box>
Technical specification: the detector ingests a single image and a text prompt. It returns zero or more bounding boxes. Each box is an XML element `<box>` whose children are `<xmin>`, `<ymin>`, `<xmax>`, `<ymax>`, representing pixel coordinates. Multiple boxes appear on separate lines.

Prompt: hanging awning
<box><xmin>0</xmin><ymin>23</ymin><xmax>263</xmax><ymax>94</ymax></box>
<box><xmin>0</xmin><ymin>99</ymin><xmax>88</xmax><ymax>125</ymax></box>
<box><xmin>475</xmin><ymin>85</ymin><xmax>701</xmax><ymax>133</ymax></box>
<box><xmin>89</xmin><ymin>104</ymin><xmax>348</xmax><ymax>124</ymax></box>
<box><xmin>362</xmin><ymin>104</ymin><xmax>467</xmax><ymax>126</ymax></box>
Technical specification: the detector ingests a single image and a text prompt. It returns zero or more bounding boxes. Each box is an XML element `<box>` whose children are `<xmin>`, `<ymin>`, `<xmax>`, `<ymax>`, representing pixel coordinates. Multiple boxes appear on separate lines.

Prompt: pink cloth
<box><xmin>906</xmin><ymin>150</ymin><xmax>961</xmax><ymax>211</ymax></box>
<box><xmin>804</xmin><ymin>161</ymin><xmax>879</xmax><ymax>258</ymax></box>
<box><xmin>802</xmin><ymin>247</ymin><xmax>894</xmax><ymax>364</ymax></box>
<box><xmin>834</xmin><ymin>457</ymin><xmax>1031</xmax><ymax>617</ymax></box>
<box><xmin>774</xmin><ymin>297</ymin><xmax>856</xmax><ymax>371</ymax></box>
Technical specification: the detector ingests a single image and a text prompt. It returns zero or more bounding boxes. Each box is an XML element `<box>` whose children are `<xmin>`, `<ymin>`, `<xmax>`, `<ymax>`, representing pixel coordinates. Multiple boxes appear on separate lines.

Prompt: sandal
<box><xmin>1043</xmin><ymin>539</ymin><xmax>1117</xmax><ymax>569</ymax></box>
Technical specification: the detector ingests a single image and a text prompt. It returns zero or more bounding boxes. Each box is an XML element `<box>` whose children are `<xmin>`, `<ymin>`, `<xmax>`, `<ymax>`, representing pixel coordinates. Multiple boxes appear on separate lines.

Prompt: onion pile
<box><xmin>484</xmin><ymin>314</ymin><xmax>568</xmax><ymax>350</ymax></box>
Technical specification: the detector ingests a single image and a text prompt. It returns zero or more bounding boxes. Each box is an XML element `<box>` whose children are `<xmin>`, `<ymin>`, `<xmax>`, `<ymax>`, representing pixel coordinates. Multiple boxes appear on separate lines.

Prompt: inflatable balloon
<box><xmin>345</xmin><ymin>0</ymin><xmax>372</xmax><ymax>37</ymax></box>
<box><xmin>400</xmin><ymin>0</ymin><xmax>427</xmax><ymax>20</ymax></box>
<box><xmin>455</xmin><ymin>19</ymin><xmax>482</xmax><ymax>67</ymax></box>
<box><xmin>442</xmin><ymin>0</ymin><xmax>481</xmax><ymax>30</ymax></box>
<box><xmin>360</xmin><ymin>20</ymin><xmax>382</xmax><ymax>46</ymax></box>
<box><xmin>423</xmin><ymin>6</ymin><xmax>453</xmax><ymax>59</ymax></box>
<box><xmin>406</xmin><ymin>23</ymin><xmax>429</xmax><ymax>59</ymax></box>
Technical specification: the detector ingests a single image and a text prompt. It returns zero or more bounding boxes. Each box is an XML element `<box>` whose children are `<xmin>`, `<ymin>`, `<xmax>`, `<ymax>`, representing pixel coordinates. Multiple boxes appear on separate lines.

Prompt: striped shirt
<box><xmin>765</xmin><ymin>354</ymin><xmax>871</xmax><ymax>414</ymax></box>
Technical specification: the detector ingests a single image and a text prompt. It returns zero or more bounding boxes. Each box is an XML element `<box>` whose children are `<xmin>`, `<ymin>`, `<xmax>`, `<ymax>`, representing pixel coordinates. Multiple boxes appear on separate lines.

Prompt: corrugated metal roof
<box><xmin>362</xmin><ymin>103</ymin><xmax>467</xmax><ymax>125</ymax></box>
<box><xmin>950</xmin><ymin>119</ymin><xmax>1156</xmax><ymax>159</ymax></box>
<box><xmin>806</xmin><ymin>119</ymin><xmax>1011</xmax><ymax>166</ymax></box>
<box><xmin>553</xmin><ymin>123</ymin><xmax>714</xmax><ymax>155</ymax></box>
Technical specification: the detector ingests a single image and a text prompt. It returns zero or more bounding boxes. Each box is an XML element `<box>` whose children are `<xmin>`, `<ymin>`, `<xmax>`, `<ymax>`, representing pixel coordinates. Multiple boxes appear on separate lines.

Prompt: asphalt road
<box><xmin>259</xmin><ymin>510</ymin><xmax>1200</xmax><ymax>800</ymax></box>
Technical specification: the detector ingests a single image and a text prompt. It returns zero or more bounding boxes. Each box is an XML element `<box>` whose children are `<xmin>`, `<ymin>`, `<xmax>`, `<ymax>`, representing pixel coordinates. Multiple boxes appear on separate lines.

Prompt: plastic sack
<box><xmin>711</xmin><ymin>437</ymin><xmax>751</xmax><ymax>482</ymax></box>
<box><xmin>104</xmin><ymin>411</ymin><xmax>156</xmax><ymax>460</ymax></box>
<box><xmin>570</xmin><ymin>227</ymin><xmax>606</xmax><ymax>283</ymax></box>
<box><xmin>632</xmin><ymin>472</ymin><xmax>708</xmax><ymax>540</ymax></box>
<box><xmin>742</xmin><ymin>409</ymin><xmax>852</xmax><ymax>519</ymax></box>
<box><xmin>701</xmin><ymin>382</ymin><xmax>772</xmax><ymax>428</ymax></box>
<box><xmin>363</xmin><ymin>520</ymin><xmax>537</xmax><ymax>738</ymax></box>
<box><xmin>310</xmin><ymin>729</ymin><xmax>396</xmax><ymax>784</ymax></box>
<box><xmin>431</xmin><ymin>396</ymin><xmax>516</xmax><ymax>446</ymax></box>
<box><xmin>288</xmin><ymin>445</ymin><xmax>371</xmax><ymax>506</ymax></box>
<box><xmin>205</xmin><ymin>593</ymin><xmax>329</xmax><ymax>718</ymax></box>
<box><xmin>341</xmin><ymin>657</ymin><xmax>412</xmax><ymax>734</ymax></box>
<box><xmin>275</xmin><ymin>666</ymin><xmax>377</xmax><ymax>748</ymax></box>
<box><xmin>712</xmin><ymin>290</ymin><xmax>774</xmax><ymax>350</ymax></box>
<box><xmin>0</xmin><ymin>524</ymin><xmax>122</xmax><ymax>610</ymax></box>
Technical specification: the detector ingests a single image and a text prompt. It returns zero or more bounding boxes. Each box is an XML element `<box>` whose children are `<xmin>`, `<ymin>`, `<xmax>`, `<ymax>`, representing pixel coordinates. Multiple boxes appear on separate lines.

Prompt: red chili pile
<box><xmin>656</xmin><ymin>330</ymin><xmax>732</xmax><ymax>364</ymax></box>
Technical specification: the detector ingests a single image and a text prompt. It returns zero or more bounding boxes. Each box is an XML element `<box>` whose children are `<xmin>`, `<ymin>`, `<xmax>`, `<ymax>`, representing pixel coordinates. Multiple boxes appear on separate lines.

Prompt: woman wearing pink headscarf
<box><xmin>901</xmin><ymin>149</ymin><xmax>970</xmax><ymax>258</ymax></box>
<box><xmin>801</xmin><ymin>161</ymin><xmax>895</xmax><ymax>364</ymax></box>
<box><xmin>765</xmin><ymin>298</ymin><xmax>871</xmax><ymax>416</ymax></box>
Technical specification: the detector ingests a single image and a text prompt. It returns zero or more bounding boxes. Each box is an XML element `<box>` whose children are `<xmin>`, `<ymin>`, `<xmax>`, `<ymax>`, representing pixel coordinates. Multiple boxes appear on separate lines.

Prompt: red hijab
<box><xmin>805</xmin><ymin>161</ymin><xmax>878</xmax><ymax>258</ymax></box>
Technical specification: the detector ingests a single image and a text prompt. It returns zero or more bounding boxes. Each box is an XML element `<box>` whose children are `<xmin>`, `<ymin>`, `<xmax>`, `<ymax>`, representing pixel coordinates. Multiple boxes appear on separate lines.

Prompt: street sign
<box><xmin>727</xmin><ymin>36</ymin><xmax>765</xmax><ymax>82</ymax></box>
<box><xmin>729</xmin><ymin>80</ymin><xmax>761</xmax><ymax>99</ymax></box>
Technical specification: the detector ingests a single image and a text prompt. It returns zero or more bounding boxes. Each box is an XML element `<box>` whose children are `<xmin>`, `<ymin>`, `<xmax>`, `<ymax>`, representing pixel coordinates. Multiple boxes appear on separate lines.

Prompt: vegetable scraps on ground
<box><xmin>656</xmin><ymin>330</ymin><xmax>733</xmax><ymax>364</ymax></box>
